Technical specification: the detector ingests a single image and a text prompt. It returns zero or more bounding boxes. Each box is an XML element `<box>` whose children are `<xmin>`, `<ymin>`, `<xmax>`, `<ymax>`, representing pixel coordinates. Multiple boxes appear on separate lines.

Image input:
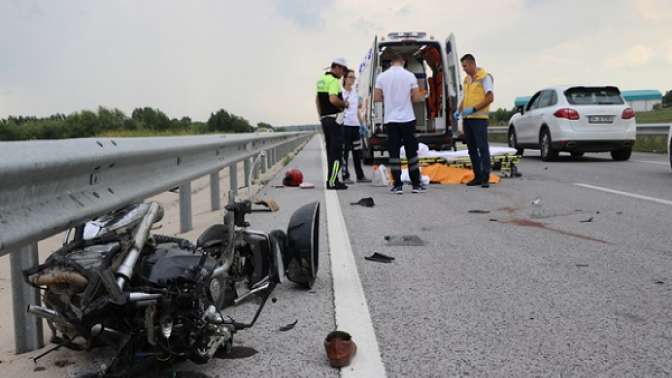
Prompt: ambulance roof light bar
<box><xmin>387</xmin><ymin>32</ymin><xmax>427</xmax><ymax>40</ymax></box>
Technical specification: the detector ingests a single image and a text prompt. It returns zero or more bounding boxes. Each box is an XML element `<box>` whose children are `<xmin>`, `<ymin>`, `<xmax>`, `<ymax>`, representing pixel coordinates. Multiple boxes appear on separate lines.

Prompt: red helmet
<box><xmin>283</xmin><ymin>169</ymin><xmax>304</xmax><ymax>187</ymax></box>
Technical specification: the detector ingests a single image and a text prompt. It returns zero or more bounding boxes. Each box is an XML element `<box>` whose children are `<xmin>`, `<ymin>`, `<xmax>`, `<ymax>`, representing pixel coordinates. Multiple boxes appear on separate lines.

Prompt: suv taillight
<box><xmin>553</xmin><ymin>108</ymin><xmax>580</xmax><ymax>120</ymax></box>
<box><xmin>622</xmin><ymin>108</ymin><xmax>635</xmax><ymax>120</ymax></box>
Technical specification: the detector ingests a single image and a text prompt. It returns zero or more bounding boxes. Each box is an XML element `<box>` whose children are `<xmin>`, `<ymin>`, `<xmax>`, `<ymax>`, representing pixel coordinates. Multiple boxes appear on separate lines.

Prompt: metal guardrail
<box><xmin>489</xmin><ymin>123</ymin><xmax>671</xmax><ymax>135</ymax></box>
<box><xmin>0</xmin><ymin>131</ymin><xmax>312</xmax><ymax>353</ymax></box>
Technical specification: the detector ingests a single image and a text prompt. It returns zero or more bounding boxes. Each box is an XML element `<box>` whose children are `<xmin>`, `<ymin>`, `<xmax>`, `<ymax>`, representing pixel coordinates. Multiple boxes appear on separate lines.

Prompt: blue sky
<box><xmin>1</xmin><ymin>0</ymin><xmax>670</xmax><ymax>125</ymax></box>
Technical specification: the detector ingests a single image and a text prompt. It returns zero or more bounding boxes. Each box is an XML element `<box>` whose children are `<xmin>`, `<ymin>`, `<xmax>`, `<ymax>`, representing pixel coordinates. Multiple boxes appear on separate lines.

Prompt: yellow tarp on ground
<box><xmin>420</xmin><ymin>164</ymin><xmax>501</xmax><ymax>185</ymax></box>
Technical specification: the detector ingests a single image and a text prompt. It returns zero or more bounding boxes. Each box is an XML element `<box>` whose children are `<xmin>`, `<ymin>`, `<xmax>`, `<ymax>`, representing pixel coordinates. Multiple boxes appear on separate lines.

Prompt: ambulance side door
<box><xmin>370</xmin><ymin>37</ymin><xmax>383</xmax><ymax>131</ymax></box>
<box><xmin>357</xmin><ymin>37</ymin><xmax>375</xmax><ymax>131</ymax></box>
<box><xmin>444</xmin><ymin>33</ymin><xmax>463</xmax><ymax>138</ymax></box>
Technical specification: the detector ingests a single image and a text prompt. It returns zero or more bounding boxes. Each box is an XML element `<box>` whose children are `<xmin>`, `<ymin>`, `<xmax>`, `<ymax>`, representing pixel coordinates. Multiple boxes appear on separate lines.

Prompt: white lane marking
<box><xmin>320</xmin><ymin>135</ymin><xmax>387</xmax><ymax>378</ymax></box>
<box><xmin>634</xmin><ymin>160</ymin><xmax>669</xmax><ymax>166</ymax></box>
<box><xmin>575</xmin><ymin>183</ymin><xmax>672</xmax><ymax>206</ymax></box>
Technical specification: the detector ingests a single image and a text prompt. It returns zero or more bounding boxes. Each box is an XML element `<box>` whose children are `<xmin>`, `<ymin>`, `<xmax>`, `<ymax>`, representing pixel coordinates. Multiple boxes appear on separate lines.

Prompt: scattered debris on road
<box><xmin>215</xmin><ymin>346</ymin><xmax>259</xmax><ymax>360</ymax></box>
<box><xmin>350</xmin><ymin>197</ymin><xmax>375</xmax><ymax>207</ymax></box>
<box><xmin>580</xmin><ymin>217</ymin><xmax>594</xmax><ymax>223</ymax></box>
<box><xmin>576</xmin><ymin>264</ymin><xmax>589</xmax><ymax>268</ymax></box>
<box><xmin>279</xmin><ymin>320</ymin><xmax>298</xmax><ymax>332</ymax></box>
<box><xmin>365</xmin><ymin>252</ymin><xmax>395</xmax><ymax>263</ymax></box>
<box><xmin>655</xmin><ymin>280</ymin><xmax>665</xmax><ymax>285</ymax></box>
<box><xmin>385</xmin><ymin>235</ymin><xmax>424</xmax><ymax>246</ymax></box>
<box><xmin>468</xmin><ymin>209</ymin><xmax>490</xmax><ymax>214</ymax></box>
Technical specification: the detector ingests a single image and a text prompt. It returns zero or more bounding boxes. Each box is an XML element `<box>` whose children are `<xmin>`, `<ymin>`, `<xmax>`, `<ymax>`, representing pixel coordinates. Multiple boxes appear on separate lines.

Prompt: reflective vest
<box><xmin>463</xmin><ymin>68</ymin><xmax>493</xmax><ymax>120</ymax></box>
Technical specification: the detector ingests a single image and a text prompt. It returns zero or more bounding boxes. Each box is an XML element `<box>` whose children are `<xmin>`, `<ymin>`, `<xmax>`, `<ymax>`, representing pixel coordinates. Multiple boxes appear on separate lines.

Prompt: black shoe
<box><xmin>466</xmin><ymin>179</ymin><xmax>480</xmax><ymax>186</ymax></box>
<box><xmin>481</xmin><ymin>181</ymin><xmax>490</xmax><ymax>188</ymax></box>
<box><xmin>412</xmin><ymin>184</ymin><xmax>427</xmax><ymax>193</ymax></box>
<box><xmin>390</xmin><ymin>185</ymin><xmax>403</xmax><ymax>195</ymax></box>
<box><xmin>357</xmin><ymin>177</ymin><xmax>372</xmax><ymax>183</ymax></box>
<box><xmin>327</xmin><ymin>181</ymin><xmax>348</xmax><ymax>190</ymax></box>
<box><xmin>343</xmin><ymin>178</ymin><xmax>354</xmax><ymax>185</ymax></box>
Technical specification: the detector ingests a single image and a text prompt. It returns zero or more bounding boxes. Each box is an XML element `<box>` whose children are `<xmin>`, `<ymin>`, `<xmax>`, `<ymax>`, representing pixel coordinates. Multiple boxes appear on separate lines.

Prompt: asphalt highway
<box><xmin>10</xmin><ymin>135</ymin><xmax>671</xmax><ymax>377</ymax></box>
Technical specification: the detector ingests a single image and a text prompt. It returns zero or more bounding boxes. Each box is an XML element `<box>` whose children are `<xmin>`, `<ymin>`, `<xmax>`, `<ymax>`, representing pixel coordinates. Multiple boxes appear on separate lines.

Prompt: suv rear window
<box><xmin>564</xmin><ymin>87</ymin><xmax>624</xmax><ymax>105</ymax></box>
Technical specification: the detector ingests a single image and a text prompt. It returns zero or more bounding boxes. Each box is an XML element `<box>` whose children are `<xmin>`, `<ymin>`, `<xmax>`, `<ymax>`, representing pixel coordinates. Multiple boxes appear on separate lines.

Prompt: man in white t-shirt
<box><xmin>373</xmin><ymin>51</ymin><xmax>427</xmax><ymax>194</ymax></box>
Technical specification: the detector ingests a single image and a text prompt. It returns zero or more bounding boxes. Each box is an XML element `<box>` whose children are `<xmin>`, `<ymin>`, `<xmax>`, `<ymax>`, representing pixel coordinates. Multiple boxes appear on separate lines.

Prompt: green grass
<box><xmin>488</xmin><ymin>133</ymin><xmax>668</xmax><ymax>154</ymax></box>
<box><xmin>636</xmin><ymin>108</ymin><xmax>672</xmax><ymax>124</ymax></box>
<box><xmin>633</xmin><ymin>135</ymin><xmax>669</xmax><ymax>153</ymax></box>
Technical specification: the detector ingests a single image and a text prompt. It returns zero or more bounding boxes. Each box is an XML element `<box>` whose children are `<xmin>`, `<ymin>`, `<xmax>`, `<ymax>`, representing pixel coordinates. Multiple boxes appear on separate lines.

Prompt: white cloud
<box><xmin>605</xmin><ymin>45</ymin><xmax>655</xmax><ymax>69</ymax></box>
<box><xmin>0</xmin><ymin>0</ymin><xmax>671</xmax><ymax>124</ymax></box>
<box><xmin>632</xmin><ymin>0</ymin><xmax>672</xmax><ymax>22</ymax></box>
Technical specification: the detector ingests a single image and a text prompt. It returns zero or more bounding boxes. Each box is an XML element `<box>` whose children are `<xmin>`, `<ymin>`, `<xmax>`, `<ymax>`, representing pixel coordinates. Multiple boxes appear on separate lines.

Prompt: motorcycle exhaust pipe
<box><xmin>128</xmin><ymin>292</ymin><xmax>162</xmax><ymax>302</ymax></box>
<box><xmin>27</xmin><ymin>305</ymin><xmax>62</xmax><ymax>321</ymax></box>
<box><xmin>116</xmin><ymin>202</ymin><xmax>163</xmax><ymax>290</ymax></box>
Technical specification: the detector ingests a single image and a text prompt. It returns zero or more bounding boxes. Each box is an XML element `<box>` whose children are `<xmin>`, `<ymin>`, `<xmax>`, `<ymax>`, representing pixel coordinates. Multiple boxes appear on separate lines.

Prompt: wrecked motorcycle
<box><xmin>23</xmin><ymin>193</ymin><xmax>320</xmax><ymax>376</ymax></box>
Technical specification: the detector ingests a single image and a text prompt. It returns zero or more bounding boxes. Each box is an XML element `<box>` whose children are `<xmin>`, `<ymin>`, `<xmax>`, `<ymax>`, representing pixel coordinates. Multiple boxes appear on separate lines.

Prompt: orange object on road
<box><xmin>420</xmin><ymin>164</ymin><xmax>500</xmax><ymax>185</ymax></box>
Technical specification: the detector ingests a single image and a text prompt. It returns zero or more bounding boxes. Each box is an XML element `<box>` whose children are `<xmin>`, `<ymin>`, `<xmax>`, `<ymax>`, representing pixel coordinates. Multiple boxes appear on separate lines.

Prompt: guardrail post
<box><xmin>229</xmin><ymin>162</ymin><xmax>238</xmax><ymax>197</ymax></box>
<box><xmin>11</xmin><ymin>242</ymin><xmax>44</xmax><ymax>353</ymax></box>
<box><xmin>260</xmin><ymin>151</ymin><xmax>267</xmax><ymax>174</ymax></box>
<box><xmin>244</xmin><ymin>158</ymin><xmax>252</xmax><ymax>187</ymax></box>
<box><xmin>210</xmin><ymin>171</ymin><xmax>221</xmax><ymax>211</ymax></box>
<box><xmin>179</xmin><ymin>182</ymin><xmax>192</xmax><ymax>233</ymax></box>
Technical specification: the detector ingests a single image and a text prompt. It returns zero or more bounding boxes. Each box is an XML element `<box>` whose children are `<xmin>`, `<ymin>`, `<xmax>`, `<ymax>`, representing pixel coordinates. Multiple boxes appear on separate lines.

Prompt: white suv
<box><xmin>508</xmin><ymin>86</ymin><xmax>637</xmax><ymax>161</ymax></box>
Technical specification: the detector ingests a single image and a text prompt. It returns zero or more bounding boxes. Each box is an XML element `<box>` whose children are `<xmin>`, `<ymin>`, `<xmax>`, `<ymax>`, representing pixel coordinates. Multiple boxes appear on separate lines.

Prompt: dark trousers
<box><xmin>321</xmin><ymin>116</ymin><xmax>343</xmax><ymax>186</ymax></box>
<box><xmin>463</xmin><ymin>118</ymin><xmax>491</xmax><ymax>181</ymax></box>
<box><xmin>342</xmin><ymin>126</ymin><xmax>365</xmax><ymax>180</ymax></box>
<box><xmin>387</xmin><ymin>120</ymin><xmax>421</xmax><ymax>187</ymax></box>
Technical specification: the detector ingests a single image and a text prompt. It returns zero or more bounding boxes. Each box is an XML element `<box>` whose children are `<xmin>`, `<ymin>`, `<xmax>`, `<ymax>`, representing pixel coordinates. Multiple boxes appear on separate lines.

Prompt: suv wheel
<box><xmin>508</xmin><ymin>127</ymin><xmax>524</xmax><ymax>156</ymax></box>
<box><xmin>611</xmin><ymin>147</ymin><xmax>632</xmax><ymax>161</ymax></box>
<box><xmin>539</xmin><ymin>128</ymin><xmax>558</xmax><ymax>162</ymax></box>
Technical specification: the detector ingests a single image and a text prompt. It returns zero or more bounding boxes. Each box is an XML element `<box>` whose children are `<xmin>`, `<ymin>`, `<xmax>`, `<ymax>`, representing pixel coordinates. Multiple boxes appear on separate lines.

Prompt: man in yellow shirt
<box><xmin>455</xmin><ymin>54</ymin><xmax>494</xmax><ymax>188</ymax></box>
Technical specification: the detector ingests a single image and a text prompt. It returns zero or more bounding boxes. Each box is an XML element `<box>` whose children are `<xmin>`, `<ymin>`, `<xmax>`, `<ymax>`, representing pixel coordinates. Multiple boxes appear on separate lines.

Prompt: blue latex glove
<box><xmin>462</xmin><ymin>107</ymin><xmax>476</xmax><ymax>116</ymax></box>
<box><xmin>453</xmin><ymin>110</ymin><xmax>461</xmax><ymax>120</ymax></box>
<box><xmin>359</xmin><ymin>124</ymin><xmax>368</xmax><ymax>138</ymax></box>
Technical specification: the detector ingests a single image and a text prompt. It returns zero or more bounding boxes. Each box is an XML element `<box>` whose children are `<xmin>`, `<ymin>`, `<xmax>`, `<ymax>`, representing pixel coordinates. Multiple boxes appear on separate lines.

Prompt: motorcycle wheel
<box><xmin>269</xmin><ymin>230</ymin><xmax>288</xmax><ymax>284</ymax></box>
<box><xmin>285</xmin><ymin>202</ymin><xmax>320</xmax><ymax>289</ymax></box>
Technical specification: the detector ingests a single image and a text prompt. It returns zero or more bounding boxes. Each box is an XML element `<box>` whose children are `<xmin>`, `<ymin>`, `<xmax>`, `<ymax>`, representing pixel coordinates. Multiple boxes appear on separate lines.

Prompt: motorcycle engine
<box><xmin>141</xmin><ymin>241</ymin><xmax>235</xmax><ymax>362</ymax></box>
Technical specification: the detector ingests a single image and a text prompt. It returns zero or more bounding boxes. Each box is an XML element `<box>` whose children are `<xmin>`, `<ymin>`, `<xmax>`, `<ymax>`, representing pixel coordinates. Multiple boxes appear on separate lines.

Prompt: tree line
<box><xmin>0</xmin><ymin>107</ymin><xmax>273</xmax><ymax>141</ymax></box>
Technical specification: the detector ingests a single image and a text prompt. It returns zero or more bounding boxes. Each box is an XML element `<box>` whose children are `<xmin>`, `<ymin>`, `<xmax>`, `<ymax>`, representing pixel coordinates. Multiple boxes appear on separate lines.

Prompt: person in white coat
<box><xmin>341</xmin><ymin>69</ymin><xmax>371</xmax><ymax>184</ymax></box>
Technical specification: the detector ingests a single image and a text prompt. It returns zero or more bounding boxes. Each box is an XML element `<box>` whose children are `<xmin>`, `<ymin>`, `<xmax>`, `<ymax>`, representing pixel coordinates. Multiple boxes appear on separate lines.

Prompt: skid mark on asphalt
<box><xmin>504</xmin><ymin>218</ymin><xmax>610</xmax><ymax>245</ymax></box>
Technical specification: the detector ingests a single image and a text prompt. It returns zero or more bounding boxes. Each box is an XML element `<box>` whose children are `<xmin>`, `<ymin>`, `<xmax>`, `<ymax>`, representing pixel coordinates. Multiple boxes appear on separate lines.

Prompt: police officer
<box><xmin>455</xmin><ymin>54</ymin><xmax>494</xmax><ymax>188</ymax></box>
<box><xmin>316</xmin><ymin>58</ymin><xmax>349</xmax><ymax>190</ymax></box>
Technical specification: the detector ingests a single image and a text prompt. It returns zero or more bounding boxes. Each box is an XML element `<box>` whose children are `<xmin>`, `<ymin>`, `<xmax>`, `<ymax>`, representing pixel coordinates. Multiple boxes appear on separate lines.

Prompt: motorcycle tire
<box><xmin>285</xmin><ymin>202</ymin><xmax>320</xmax><ymax>289</ymax></box>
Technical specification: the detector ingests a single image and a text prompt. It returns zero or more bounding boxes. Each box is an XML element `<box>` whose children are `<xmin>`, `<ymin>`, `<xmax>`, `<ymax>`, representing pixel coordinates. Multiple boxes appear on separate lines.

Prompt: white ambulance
<box><xmin>356</xmin><ymin>32</ymin><xmax>463</xmax><ymax>163</ymax></box>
